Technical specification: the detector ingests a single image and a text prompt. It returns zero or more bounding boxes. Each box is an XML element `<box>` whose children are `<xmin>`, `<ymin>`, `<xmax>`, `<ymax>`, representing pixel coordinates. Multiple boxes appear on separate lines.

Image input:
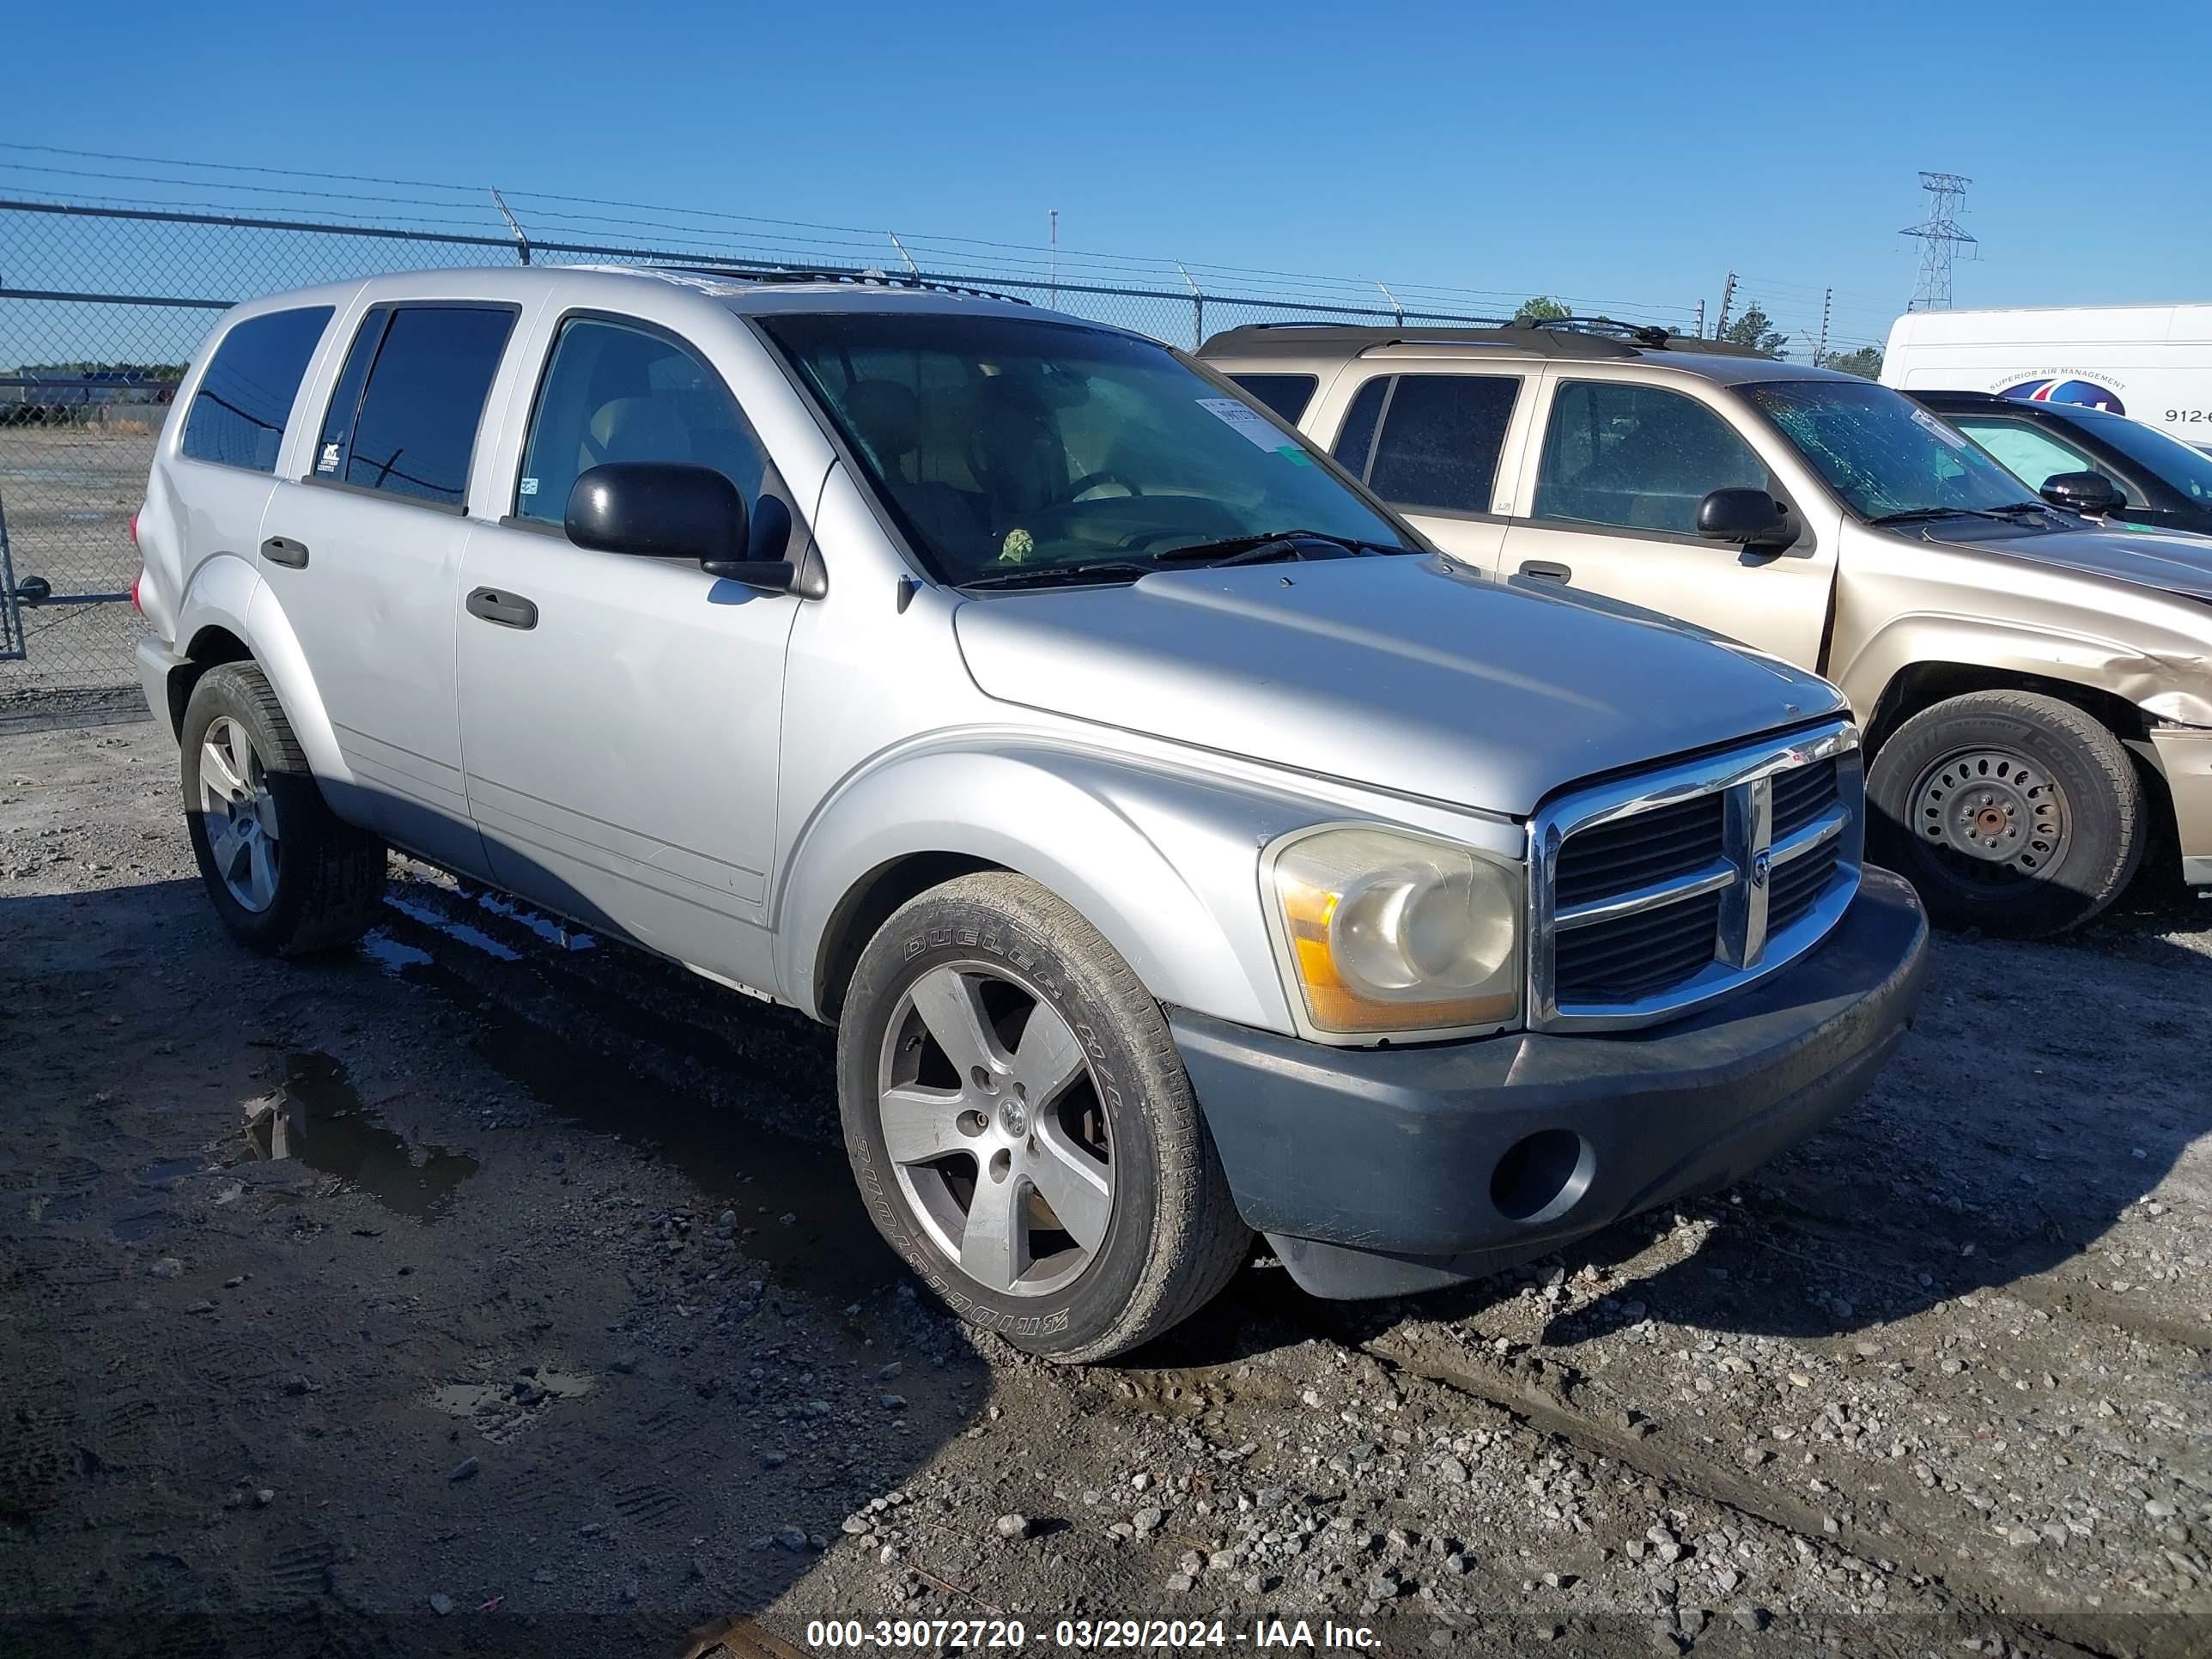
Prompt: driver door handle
<box><xmin>466</xmin><ymin>586</ymin><xmax>538</xmax><ymax>630</ymax></box>
<box><xmin>1518</xmin><ymin>559</ymin><xmax>1573</xmax><ymax>583</ymax></box>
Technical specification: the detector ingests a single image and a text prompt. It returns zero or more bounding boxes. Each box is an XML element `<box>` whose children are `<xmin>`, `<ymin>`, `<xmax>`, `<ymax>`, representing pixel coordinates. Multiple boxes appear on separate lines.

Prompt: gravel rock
<box><xmin>995</xmin><ymin>1513</ymin><xmax>1032</xmax><ymax>1540</ymax></box>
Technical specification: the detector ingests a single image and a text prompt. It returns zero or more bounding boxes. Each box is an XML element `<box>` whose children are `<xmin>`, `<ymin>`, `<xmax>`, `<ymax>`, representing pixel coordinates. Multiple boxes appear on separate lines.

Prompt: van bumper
<box><xmin>1170</xmin><ymin>866</ymin><xmax>1928</xmax><ymax>1299</ymax></box>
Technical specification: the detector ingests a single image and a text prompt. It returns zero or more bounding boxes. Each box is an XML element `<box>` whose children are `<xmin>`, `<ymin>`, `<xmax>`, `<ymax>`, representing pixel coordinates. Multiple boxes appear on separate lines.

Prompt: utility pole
<box><xmin>1817</xmin><ymin>288</ymin><xmax>1832</xmax><ymax>364</ymax></box>
<box><xmin>1048</xmin><ymin>209</ymin><xmax>1058</xmax><ymax>307</ymax></box>
<box><xmin>1714</xmin><ymin>272</ymin><xmax>1737</xmax><ymax>339</ymax></box>
<box><xmin>1901</xmin><ymin>172</ymin><xmax>1975</xmax><ymax>310</ymax></box>
<box><xmin>1693</xmin><ymin>299</ymin><xmax>1705</xmax><ymax>338</ymax></box>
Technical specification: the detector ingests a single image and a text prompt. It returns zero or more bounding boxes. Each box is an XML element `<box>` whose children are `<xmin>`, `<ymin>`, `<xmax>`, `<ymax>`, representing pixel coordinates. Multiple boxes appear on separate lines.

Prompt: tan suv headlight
<box><xmin>1263</xmin><ymin>824</ymin><xmax>1522</xmax><ymax>1039</ymax></box>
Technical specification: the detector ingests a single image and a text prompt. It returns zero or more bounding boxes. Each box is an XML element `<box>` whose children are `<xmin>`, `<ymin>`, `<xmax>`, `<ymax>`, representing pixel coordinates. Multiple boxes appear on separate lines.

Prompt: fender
<box><xmin>1836</xmin><ymin>609</ymin><xmax>2212</xmax><ymax>732</ymax></box>
<box><xmin>174</xmin><ymin>552</ymin><xmax>358</xmax><ymax>791</ymax></box>
<box><xmin>774</xmin><ymin>737</ymin><xmax>1326</xmax><ymax>1032</ymax></box>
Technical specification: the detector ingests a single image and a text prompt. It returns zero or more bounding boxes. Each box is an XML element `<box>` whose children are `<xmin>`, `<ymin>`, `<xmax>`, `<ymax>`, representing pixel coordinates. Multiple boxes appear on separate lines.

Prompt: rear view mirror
<box><xmin>1696</xmin><ymin>487</ymin><xmax>1794</xmax><ymax>550</ymax></box>
<box><xmin>567</xmin><ymin>462</ymin><xmax>789</xmax><ymax>590</ymax></box>
<box><xmin>2038</xmin><ymin>471</ymin><xmax>2123</xmax><ymax>516</ymax></box>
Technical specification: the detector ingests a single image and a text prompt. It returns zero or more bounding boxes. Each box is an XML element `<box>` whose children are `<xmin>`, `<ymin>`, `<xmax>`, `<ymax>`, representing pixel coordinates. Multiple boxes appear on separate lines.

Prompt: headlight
<box><xmin>1263</xmin><ymin>824</ymin><xmax>1522</xmax><ymax>1039</ymax></box>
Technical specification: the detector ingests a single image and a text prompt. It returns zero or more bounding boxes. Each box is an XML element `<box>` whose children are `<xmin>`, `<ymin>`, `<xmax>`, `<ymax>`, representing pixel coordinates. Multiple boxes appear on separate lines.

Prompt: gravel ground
<box><xmin>2</xmin><ymin>720</ymin><xmax>2207</xmax><ymax>1659</ymax></box>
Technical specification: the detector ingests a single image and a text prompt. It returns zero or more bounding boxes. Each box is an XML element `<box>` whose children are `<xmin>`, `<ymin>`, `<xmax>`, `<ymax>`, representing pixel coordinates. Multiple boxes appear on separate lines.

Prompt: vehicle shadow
<box><xmin>0</xmin><ymin>876</ymin><xmax>967</xmax><ymax>1659</ymax></box>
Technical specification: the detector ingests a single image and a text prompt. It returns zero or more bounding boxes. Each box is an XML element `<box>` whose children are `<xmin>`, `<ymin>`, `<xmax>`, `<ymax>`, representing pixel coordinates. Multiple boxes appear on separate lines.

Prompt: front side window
<box><xmin>1738</xmin><ymin>380</ymin><xmax>2044</xmax><ymax>523</ymax></box>
<box><xmin>1365</xmin><ymin>374</ymin><xmax>1521</xmax><ymax>515</ymax></box>
<box><xmin>1950</xmin><ymin>416</ymin><xmax>2135</xmax><ymax>503</ymax></box>
<box><xmin>1230</xmin><ymin>373</ymin><xmax>1318</xmax><ymax>424</ymax></box>
<box><xmin>180</xmin><ymin>306</ymin><xmax>333</xmax><ymax>472</ymax></box>
<box><xmin>1534</xmin><ymin>381</ymin><xmax>1768</xmax><ymax>536</ymax></box>
<box><xmin>315</xmin><ymin>305</ymin><xmax>516</xmax><ymax>507</ymax></box>
<box><xmin>759</xmin><ymin>313</ymin><xmax>1406</xmax><ymax>585</ymax></box>
<box><xmin>516</xmin><ymin>318</ymin><xmax>767</xmax><ymax>526</ymax></box>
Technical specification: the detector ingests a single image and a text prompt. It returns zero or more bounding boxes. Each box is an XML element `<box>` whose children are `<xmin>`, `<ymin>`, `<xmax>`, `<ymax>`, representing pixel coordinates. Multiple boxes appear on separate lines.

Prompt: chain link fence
<box><xmin>0</xmin><ymin>197</ymin><xmax>1504</xmax><ymax>712</ymax></box>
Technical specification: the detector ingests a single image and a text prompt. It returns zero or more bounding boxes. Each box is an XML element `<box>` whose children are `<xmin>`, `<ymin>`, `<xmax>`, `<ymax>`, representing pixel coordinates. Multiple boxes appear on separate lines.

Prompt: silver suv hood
<box><xmin>1924</xmin><ymin>520</ymin><xmax>2212</xmax><ymax>603</ymax></box>
<box><xmin>953</xmin><ymin>556</ymin><xmax>1844</xmax><ymax>817</ymax></box>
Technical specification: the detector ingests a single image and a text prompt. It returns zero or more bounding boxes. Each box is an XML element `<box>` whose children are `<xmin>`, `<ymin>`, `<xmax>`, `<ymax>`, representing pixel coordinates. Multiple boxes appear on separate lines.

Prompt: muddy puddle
<box><xmin>241</xmin><ymin>1052</ymin><xmax>479</xmax><ymax>1220</ymax></box>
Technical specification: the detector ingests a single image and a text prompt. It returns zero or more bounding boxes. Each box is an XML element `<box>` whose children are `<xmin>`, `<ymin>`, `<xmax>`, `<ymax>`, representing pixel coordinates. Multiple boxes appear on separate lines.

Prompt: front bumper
<box><xmin>1171</xmin><ymin>866</ymin><xmax>1928</xmax><ymax>1299</ymax></box>
<box><xmin>2148</xmin><ymin>724</ymin><xmax>2212</xmax><ymax>886</ymax></box>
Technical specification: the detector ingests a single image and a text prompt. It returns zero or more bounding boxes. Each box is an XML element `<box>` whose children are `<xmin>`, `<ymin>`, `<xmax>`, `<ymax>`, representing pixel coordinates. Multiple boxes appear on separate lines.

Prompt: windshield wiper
<box><xmin>958</xmin><ymin>559</ymin><xmax>1158</xmax><ymax>591</ymax></box>
<box><xmin>1152</xmin><ymin>530</ymin><xmax>1404</xmax><ymax>567</ymax></box>
<box><xmin>1869</xmin><ymin>504</ymin><xmax>2048</xmax><ymax>526</ymax></box>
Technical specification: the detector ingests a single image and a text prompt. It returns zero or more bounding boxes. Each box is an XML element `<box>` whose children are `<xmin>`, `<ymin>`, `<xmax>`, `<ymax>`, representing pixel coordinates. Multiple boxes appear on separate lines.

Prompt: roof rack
<box><xmin>648</xmin><ymin>263</ymin><xmax>1030</xmax><ymax>306</ymax></box>
<box><xmin>1197</xmin><ymin>319</ymin><xmax>1774</xmax><ymax>362</ymax></box>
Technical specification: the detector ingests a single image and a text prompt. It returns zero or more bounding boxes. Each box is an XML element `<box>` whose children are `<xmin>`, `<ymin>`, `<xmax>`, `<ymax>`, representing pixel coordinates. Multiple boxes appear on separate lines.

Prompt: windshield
<box><xmin>757</xmin><ymin>311</ymin><xmax>1407</xmax><ymax>584</ymax></box>
<box><xmin>2077</xmin><ymin>412</ymin><xmax>2212</xmax><ymax>504</ymax></box>
<box><xmin>1738</xmin><ymin>380</ymin><xmax>2043</xmax><ymax>521</ymax></box>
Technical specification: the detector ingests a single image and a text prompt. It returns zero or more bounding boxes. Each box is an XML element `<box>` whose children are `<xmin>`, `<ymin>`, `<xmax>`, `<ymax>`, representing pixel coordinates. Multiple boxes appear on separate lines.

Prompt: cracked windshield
<box><xmin>761</xmin><ymin>313</ymin><xmax>1407</xmax><ymax>584</ymax></box>
<box><xmin>1741</xmin><ymin>380</ymin><xmax>2044</xmax><ymax>522</ymax></box>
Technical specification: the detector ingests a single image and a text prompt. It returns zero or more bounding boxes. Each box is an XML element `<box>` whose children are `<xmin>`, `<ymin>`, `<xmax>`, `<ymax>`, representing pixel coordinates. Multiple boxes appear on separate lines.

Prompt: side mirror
<box><xmin>566</xmin><ymin>462</ymin><xmax>793</xmax><ymax>591</ymax></box>
<box><xmin>2038</xmin><ymin>471</ymin><xmax>2122</xmax><ymax>516</ymax></box>
<box><xmin>1696</xmin><ymin>487</ymin><xmax>1794</xmax><ymax>550</ymax></box>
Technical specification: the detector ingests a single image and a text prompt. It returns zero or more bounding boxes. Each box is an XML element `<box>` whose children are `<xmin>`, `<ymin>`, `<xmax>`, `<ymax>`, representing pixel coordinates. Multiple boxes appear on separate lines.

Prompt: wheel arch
<box><xmin>1863</xmin><ymin>659</ymin><xmax>2154</xmax><ymax>757</ymax></box>
<box><xmin>169</xmin><ymin>555</ymin><xmax>351</xmax><ymax>786</ymax></box>
<box><xmin>776</xmin><ymin>746</ymin><xmax>1299</xmax><ymax>1034</ymax></box>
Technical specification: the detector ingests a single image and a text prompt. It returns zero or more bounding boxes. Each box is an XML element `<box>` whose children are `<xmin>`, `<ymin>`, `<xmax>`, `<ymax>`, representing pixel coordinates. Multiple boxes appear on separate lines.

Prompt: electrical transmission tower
<box><xmin>1901</xmin><ymin>171</ymin><xmax>1975</xmax><ymax>310</ymax></box>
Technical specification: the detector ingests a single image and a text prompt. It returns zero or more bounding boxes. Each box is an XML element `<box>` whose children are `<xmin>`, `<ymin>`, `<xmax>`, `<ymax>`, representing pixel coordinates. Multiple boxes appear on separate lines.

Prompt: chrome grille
<box><xmin>1529</xmin><ymin>722</ymin><xmax>1863</xmax><ymax>1031</ymax></box>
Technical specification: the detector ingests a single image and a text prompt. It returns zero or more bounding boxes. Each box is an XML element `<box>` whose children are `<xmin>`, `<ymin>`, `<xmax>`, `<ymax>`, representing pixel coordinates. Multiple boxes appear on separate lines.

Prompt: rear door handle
<box><xmin>466</xmin><ymin>586</ymin><xmax>538</xmax><ymax>630</ymax></box>
<box><xmin>261</xmin><ymin>536</ymin><xmax>309</xmax><ymax>569</ymax></box>
<box><xmin>1518</xmin><ymin>559</ymin><xmax>1573</xmax><ymax>583</ymax></box>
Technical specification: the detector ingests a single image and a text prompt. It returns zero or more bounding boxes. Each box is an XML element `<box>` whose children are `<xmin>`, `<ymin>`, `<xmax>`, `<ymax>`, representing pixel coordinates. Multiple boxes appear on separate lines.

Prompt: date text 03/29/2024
<box><xmin>803</xmin><ymin>1620</ymin><xmax>1380</xmax><ymax>1651</ymax></box>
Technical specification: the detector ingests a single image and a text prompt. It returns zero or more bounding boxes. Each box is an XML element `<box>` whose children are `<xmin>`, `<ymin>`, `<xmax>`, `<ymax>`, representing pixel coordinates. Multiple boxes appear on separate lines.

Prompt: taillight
<box><xmin>131</xmin><ymin>573</ymin><xmax>143</xmax><ymax>614</ymax></box>
<box><xmin>131</xmin><ymin>509</ymin><xmax>141</xmax><ymax>549</ymax></box>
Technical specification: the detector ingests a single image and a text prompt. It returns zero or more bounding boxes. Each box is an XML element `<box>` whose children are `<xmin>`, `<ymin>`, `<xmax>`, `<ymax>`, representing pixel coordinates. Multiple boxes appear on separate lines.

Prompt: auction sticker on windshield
<box><xmin>1910</xmin><ymin>405</ymin><xmax>1971</xmax><ymax>449</ymax></box>
<box><xmin>1198</xmin><ymin>398</ymin><xmax>1312</xmax><ymax>464</ymax></box>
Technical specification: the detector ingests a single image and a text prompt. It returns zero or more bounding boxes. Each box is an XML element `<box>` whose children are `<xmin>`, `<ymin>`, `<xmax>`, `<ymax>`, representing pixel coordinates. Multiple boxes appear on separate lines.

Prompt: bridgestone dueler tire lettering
<box><xmin>836</xmin><ymin>872</ymin><xmax>1251</xmax><ymax>1362</ymax></box>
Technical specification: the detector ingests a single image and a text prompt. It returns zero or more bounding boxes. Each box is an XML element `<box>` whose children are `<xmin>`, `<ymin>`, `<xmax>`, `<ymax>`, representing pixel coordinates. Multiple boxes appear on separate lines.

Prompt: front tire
<box><xmin>1867</xmin><ymin>690</ymin><xmax>2144</xmax><ymax>939</ymax></box>
<box><xmin>836</xmin><ymin>872</ymin><xmax>1250</xmax><ymax>1362</ymax></box>
<box><xmin>180</xmin><ymin>661</ymin><xmax>389</xmax><ymax>956</ymax></box>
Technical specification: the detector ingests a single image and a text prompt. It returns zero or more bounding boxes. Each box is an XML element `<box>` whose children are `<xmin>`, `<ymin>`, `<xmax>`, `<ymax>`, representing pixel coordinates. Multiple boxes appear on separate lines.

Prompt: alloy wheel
<box><xmin>198</xmin><ymin>715</ymin><xmax>281</xmax><ymax>912</ymax></box>
<box><xmin>875</xmin><ymin>961</ymin><xmax>1113</xmax><ymax>1297</ymax></box>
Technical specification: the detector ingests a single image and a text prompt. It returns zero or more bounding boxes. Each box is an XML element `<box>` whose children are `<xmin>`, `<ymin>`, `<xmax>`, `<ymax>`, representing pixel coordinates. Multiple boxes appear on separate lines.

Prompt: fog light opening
<box><xmin>1490</xmin><ymin>1129</ymin><xmax>1594</xmax><ymax>1224</ymax></box>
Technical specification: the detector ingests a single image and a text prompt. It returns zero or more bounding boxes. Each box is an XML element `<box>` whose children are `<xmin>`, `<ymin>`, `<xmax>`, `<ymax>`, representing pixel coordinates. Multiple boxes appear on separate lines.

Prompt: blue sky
<box><xmin>10</xmin><ymin>0</ymin><xmax>2209</xmax><ymax>355</ymax></box>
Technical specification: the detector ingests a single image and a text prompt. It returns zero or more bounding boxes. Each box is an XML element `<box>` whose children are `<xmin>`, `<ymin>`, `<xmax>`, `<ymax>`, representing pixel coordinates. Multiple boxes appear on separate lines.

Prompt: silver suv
<box><xmin>133</xmin><ymin>267</ymin><xmax>1926</xmax><ymax>1359</ymax></box>
<box><xmin>1201</xmin><ymin>322</ymin><xmax>2212</xmax><ymax>938</ymax></box>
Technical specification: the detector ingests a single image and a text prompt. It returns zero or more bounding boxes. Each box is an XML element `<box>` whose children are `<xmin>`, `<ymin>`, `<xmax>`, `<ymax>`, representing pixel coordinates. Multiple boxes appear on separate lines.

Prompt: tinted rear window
<box><xmin>318</xmin><ymin>306</ymin><xmax>516</xmax><ymax>507</ymax></box>
<box><xmin>180</xmin><ymin>307</ymin><xmax>333</xmax><ymax>472</ymax></box>
<box><xmin>1229</xmin><ymin>373</ymin><xmax>1318</xmax><ymax>423</ymax></box>
<box><xmin>1366</xmin><ymin>374</ymin><xmax>1521</xmax><ymax>514</ymax></box>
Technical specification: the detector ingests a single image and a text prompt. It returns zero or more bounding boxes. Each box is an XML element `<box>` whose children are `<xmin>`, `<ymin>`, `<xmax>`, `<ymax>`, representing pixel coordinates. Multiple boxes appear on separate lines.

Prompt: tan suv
<box><xmin>1200</xmin><ymin>322</ymin><xmax>2212</xmax><ymax>937</ymax></box>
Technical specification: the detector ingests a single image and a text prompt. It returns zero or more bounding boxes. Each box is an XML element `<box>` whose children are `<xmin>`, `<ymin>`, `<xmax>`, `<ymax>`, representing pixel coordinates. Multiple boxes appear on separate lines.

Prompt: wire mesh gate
<box><xmin>0</xmin><ymin>196</ymin><xmax>1500</xmax><ymax>709</ymax></box>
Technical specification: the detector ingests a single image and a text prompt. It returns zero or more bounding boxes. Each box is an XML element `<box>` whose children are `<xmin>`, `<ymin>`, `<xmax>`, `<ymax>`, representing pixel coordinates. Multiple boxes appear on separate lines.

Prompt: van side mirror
<box><xmin>566</xmin><ymin>462</ymin><xmax>793</xmax><ymax>592</ymax></box>
<box><xmin>2038</xmin><ymin>471</ymin><xmax>2123</xmax><ymax>516</ymax></box>
<box><xmin>1696</xmin><ymin>487</ymin><xmax>1794</xmax><ymax>550</ymax></box>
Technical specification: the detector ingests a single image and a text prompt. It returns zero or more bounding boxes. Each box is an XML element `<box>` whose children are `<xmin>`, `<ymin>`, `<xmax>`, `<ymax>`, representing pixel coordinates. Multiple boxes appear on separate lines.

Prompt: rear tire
<box><xmin>1867</xmin><ymin>690</ymin><xmax>2143</xmax><ymax>939</ymax></box>
<box><xmin>836</xmin><ymin>872</ymin><xmax>1250</xmax><ymax>1362</ymax></box>
<box><xmin>180</xmin><ymin>662</ymin><xmax>388</xmax><ymax>956</ymax></box>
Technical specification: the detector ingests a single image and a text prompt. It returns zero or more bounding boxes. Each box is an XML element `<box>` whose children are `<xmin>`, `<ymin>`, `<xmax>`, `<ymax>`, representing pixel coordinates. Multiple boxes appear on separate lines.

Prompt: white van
<box><xmin>1881</xmin><ymin>304</ymin><xmax>2212</xmax><ymax>452</ymax></box>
